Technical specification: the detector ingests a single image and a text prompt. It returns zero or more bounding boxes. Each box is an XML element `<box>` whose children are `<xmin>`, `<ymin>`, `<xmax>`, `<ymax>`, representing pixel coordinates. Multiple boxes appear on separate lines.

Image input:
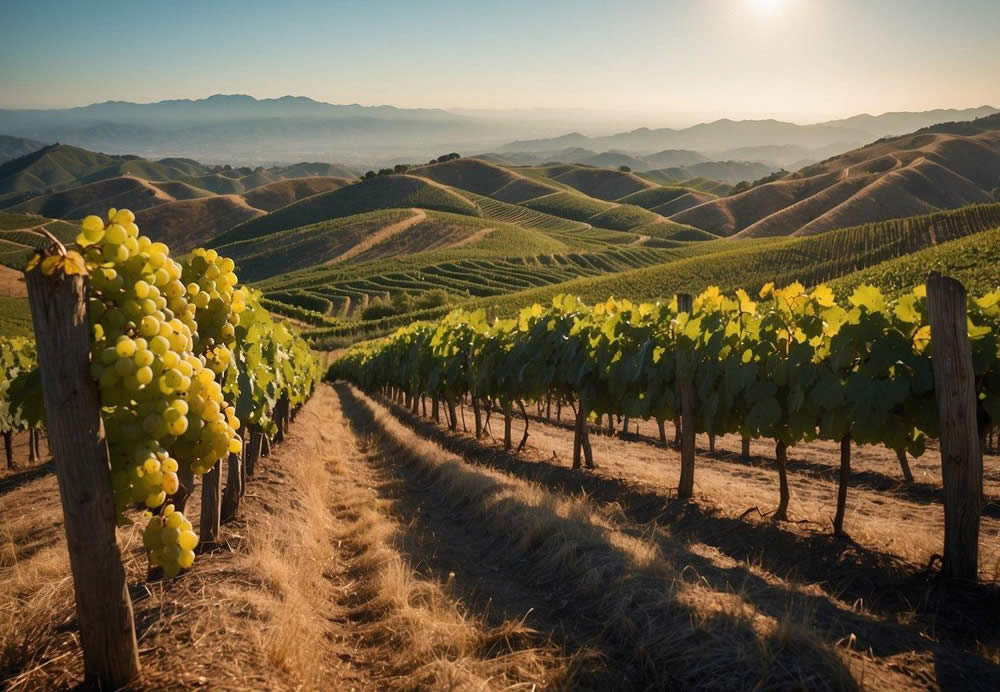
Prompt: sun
<box><xmin>748</xmin><ymin>0</ymin><xmax>782</xmax><ymax>17</ymax></box>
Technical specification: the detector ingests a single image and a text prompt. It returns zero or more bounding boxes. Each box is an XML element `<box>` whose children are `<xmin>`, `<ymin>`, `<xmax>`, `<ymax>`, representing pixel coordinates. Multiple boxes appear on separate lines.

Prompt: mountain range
<box><xmin>502</xmin><ymin>107</ymin><xmax>999</xmax><ymax>158</ymax></box>
<box><xmin>0</xmin><ymin>96</ymin><xmax>995</xmax><ymax>170</ymax></box>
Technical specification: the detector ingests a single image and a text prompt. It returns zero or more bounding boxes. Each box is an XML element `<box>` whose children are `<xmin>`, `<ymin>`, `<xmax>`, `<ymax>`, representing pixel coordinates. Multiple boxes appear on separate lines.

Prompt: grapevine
<box><xmin>333</xmin><ymin>282</ymin><xmax>1000</xmax><ymax>507</ymax></box>
<box><xmin>14</xmin><ymin>208</ymin><xmax>323</xmax><ymax>578</ymax></box>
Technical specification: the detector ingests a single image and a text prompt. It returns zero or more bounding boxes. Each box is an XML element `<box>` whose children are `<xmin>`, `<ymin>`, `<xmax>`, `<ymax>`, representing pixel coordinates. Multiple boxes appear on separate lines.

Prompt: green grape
<box><xmin>69</xmin><ymin>208</ymin><xmax>321</xmax><ymax>576</ymax></box>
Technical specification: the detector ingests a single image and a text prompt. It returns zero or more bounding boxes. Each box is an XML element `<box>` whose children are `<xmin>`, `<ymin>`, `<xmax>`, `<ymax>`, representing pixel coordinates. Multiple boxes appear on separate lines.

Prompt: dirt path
<box><xmin>331</xmin><ymin>208</ymin><xmax>427</xmax><ymax>263</ymax></box>
<box><xmin>629</xmin><ymin>233</ymin><xmax>650</xmax><ymax>246</ymax></box>
<box><xmin>447</xmin><ymin>226</ymin><xmax>494</xmax><ymax>248</ymax></box>
<box><xmin>0</xmin><ymin>387</ymin><xmax>573</xmax><ymax>690</ymax></box>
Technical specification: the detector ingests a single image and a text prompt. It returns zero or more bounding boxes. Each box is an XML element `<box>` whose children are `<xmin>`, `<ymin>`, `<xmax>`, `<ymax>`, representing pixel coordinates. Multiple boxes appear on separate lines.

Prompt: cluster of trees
<box><xmin>730</xmin><ymin>169</ymin><xmax>790</xmax><ymax>195</ymax></box>
<box><xmin>360</xmin><ymin>153</ymin><xmax>462</xmax><ymax>180</ymax></box>
<box><xmin>360</xmin><ymin>163</ymin><xmax>414</xmax><ymax>180</ymax></box>
<box><xmin>429</xmin><ymin>152</ymin><xmax>461</xmax><ymax>164</ymax></box>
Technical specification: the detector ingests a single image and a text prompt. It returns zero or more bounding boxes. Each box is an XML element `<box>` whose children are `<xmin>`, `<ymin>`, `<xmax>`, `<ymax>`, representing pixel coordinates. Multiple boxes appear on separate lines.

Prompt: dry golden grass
<box><xmin>358</xmin><ymin>388</ymin><xmax>1000</xmax><ymax>689</ymax></box>
<box><xmin>136</xmin><ymin>195</ymin><xmax>266</xmax><ymax>252</ymax></box>
<box><xmin>673</xmin><ymin>130</ymin><xmax>1000</xmax><ymax>237</ymax></box>
<box><xmin>335</xmin><ymin>384</ymin><xmax>897</xmax><ymax>690</ymax></box>
<box><xmin>0</xmin><ymin>387</ymin><xmax>575</xmax><ymax>690</ymax></box>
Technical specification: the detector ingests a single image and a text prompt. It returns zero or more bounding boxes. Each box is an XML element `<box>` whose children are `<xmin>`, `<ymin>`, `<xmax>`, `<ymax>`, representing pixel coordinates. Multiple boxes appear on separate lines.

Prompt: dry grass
<box><xmin>0</xmin><ymin>387</ymin><xmax>576</xmax><ymax>690</ymax></box>
<box><xmin>335</xmin><ymin>384</ymin><xmax>887</xmax><ymax>690</ymax></box>
<box><xmin>322</xmin><ymin>388</ymin><xmax>575</xmax><ymax>690</ymax></box>
<box><xmin>360</xmin><ymin>389</ymin><xmax>1000</xmax><ymax>689</ymax></box>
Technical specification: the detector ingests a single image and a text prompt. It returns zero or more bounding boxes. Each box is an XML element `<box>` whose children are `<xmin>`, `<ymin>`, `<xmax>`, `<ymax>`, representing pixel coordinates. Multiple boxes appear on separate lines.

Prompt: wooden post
<box><xmin>774</xmin><ymin>440</ymin><xmax>790</xmax><ymax>521</ymax></box>
<box><xmin>657</xmin><ymin>419</ymin><xmax>667</xmax><ymax>445</ymax></box>
<box><xmin>25</xmin><ymin>259</ymin><xmax>140</xmax><ymax>687</ymax></box>
<box><xmin>676</xmin><ymin>293</ymin><xmax>696</xmax><ymax>499</ymax></box>
<box><xmin>247</xmin><ymin>426</ymin><xmax>263</xmax><ymax>477</ymax></box>
<box><xmin>221</xmin><ymin>426</ymin><xmax>244</xmax><ymax>523</ymax></box>
<box><xmin>472</xmin><ymin>396</ymin><xmax>483</xmax><ymax>438</ymax></box>
<box><xmin>833</xmin><ymin>435</ymin><xmax>851</xmax><ymax>536</ymax></box>
<box><xmin>274</xmin><ymin>394</ymin><xmax>288</xmax><ymax>443</ymax></box>
<box><xmin>172</xmin><ymin>465</ymin><xmax>195</xmax><ymax>514</ymax></box>
<box><xmin>3</xmin><ymin>430</ymin><xmax>13</xmax><ymax>469</ymax></box>
<box><xmin>199</xmin><ymin>459</ymin><xmax>222</xmax><ymax>546</ymax></box>
<box><xmin>926</xmin><ymin>273</ymin><xmax>983</xmax><ymax>582</ymax></box>
<box><xmin>741</xmin><ymin>435</ymin><xmax>751</xmax><ymax>460</ymax></box>
<box><xmin>503</xmin><ymin>405</ymin><xmax>513</xmax><ymax>450</ymax></box>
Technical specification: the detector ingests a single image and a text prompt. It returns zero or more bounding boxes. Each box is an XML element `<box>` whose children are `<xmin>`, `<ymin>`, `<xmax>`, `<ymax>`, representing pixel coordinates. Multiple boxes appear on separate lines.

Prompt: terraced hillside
<box><xmin>212</xmin><ymin>175</ymin><xmax>482</xmax><ymax>246</ymax></box>
<box><xmin>220</xmin><ymin>209</ymin><xmax>566</xmax><ymax>282</ymax></box>
<box><xmin>298</xmin><ymin>202</ymin><xmax>1000</xmax><ymax>346</ymax></box>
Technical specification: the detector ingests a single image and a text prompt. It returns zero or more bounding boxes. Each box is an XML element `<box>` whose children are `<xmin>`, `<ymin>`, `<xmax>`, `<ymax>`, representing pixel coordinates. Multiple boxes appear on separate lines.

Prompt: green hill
<box><xmin>536</xmin><ymin>164</ymin><xmax>656</xmax><ymax>201</ymax></box>
<box><xmin>211</xmin><ymin>175</ymin><xmax>481</xmax><ymax>246</ymax></box>
<box><xmin>619</xmin><ymin>185</ymin><xmax>716</xmax><ymax>210</ymax></box>
<box><xmin>520</xmin><ymin>191</ymin><xmax>614</xmax><ymax>223</ymax></box>
<box><xmin>635</xmin><ymin>220</ymin><xmax>719</xmax><ymax>242</ymax></box>
<box><xmin>586</xmin><ymin>204</ymin><xmax>662</xmax><ymax>231</ymax></box>
<box><xmin>302</xmin><ymin>202</ymin><xmax>1000</xmax><ymax>345</ymax></box>
<box><xmin>829</xmin><ymin>225</ymin><xmax>1000</xmax><ymax>297</ymax></box>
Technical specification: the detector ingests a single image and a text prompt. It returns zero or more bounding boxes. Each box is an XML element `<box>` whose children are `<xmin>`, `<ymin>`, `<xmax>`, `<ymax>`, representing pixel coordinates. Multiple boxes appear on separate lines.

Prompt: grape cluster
<box><xmin>142</xmin><ymin>503</ymin><xmax>198</xmax><ymax>577</ymax></box>
<box><xmin>78</xmin><ymin>209</ymin><xmax>243</xmax><ymax>570</ymax></box>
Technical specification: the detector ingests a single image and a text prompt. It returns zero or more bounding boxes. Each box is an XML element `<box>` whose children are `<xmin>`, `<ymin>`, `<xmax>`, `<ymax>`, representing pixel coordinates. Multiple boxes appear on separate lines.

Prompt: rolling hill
<box><xmin>242</xmin><ymin>177</ymin><xmax>355</xmax><ymax>211</ymax></box>
<box><xmin>218</xmin><ymin>209</ymin><xmax>566</xmax><ymax>283</ymax></box>
<box><xmin>135</xmin><ymin>195</ymin><xmax>266</xmax><ymax>252</ymax></box>
<box><xmin>668</xmin><ymin>122</ymin><xmax>1000</xmax><ymax>237</ymax></box>
<box><xmin>0</xmin><ymin>135</ymin><xmax>46</xmax><ymax>164</ymax></box>
<box><xmin>9</xmin><ymin>175</ymin><xmax>174</xmax><ymax>217</ymax></box>
<box><xmin>211</xmin><ymin>174</ymin><xmax>481</xmax><ymax>246</ymax></box>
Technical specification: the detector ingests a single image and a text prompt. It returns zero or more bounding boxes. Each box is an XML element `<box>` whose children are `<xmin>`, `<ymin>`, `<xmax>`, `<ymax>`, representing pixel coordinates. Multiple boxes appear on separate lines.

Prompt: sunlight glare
<box><xmin>748</xmin><ymin>0</ymin><xmax>782</xmax><ymax>17</ymax></box>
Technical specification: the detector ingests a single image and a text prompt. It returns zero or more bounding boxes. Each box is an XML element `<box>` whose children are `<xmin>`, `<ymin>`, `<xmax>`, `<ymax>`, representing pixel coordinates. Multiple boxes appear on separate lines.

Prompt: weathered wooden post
<box><xmin>676</xmin><ymin>293</ymin><xmax>696</xmax><ymax>499</ymax></box>
<box><xmin>221</xmin><ymin>425</ymin><xmax>245</xmax><ymax>523</ymax></box>
<box><xmin>926</xmin><ymin>273</ymin><xmax>983</xmax><ymax>582</ymax></box>
<box><xmin>199</xmin><ymin>460</ymin><xmax>222</xmax><ymax>546</ymax></box>
<box><xmin>833</xmin><ymin>435</ymin><xmax>851</xmax><ymax>536</ymax></box>
<box><xmin>25</xmin><ymin>251</ymin><xmax>141</xmax><ymax>687</ymax></box>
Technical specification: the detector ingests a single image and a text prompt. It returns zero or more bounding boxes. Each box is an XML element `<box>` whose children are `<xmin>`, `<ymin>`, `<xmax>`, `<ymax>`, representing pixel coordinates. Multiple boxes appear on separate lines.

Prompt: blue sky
<box><xmin>1</xmin><ymin>0</ymin><xmax>998</xmax><ymax>122</ymax></box>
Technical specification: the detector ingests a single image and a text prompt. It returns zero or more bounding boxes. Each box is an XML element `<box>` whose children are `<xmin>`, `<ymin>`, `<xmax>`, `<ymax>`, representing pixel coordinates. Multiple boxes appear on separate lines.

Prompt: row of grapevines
<box><xmin>1</xmin><ymin>336</ymin><xmax>38</xmax><ymax>466</ymax></box>
<box><xmin>332</xmin><ymin>282</ymin><xmax>1000</xmax><ymax>470</ymax></box>
<box><xmin>17</xmin><ymin>209</ymin><xmax>323</xmax><ymax>576</ymax></box>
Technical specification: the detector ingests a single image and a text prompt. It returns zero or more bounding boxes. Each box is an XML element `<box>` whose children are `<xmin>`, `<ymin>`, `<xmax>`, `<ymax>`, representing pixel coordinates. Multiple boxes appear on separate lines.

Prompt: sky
<box><xmin>1</xmin><ymin>0</ymin><xmax>999</xmax><ymax>124</ymax></box>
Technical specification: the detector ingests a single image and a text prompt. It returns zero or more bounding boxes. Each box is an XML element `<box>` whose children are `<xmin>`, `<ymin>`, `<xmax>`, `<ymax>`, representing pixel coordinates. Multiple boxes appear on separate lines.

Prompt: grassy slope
<box><xmin>9</xmin><ymin>176</ymin><xmax>172</xmax><ymax>217</ymax></box>
<box><xmin>135</xmin><ymin>195</ymin><xmax>266</xmax><ymax>253</ymax></box>
<box><xmin>212</xmin><ymin>175</ymin><xmax>481</xmax><ymax>246</ymax></box>
<box><xmin>0</xmin><ymin>296</ymin><xmax>32</xmax><ymax>336</ymax></box>
<box><xmin>227</xmin><ymin>209</ymin><xmax>570</xmax><ymax>283</ymax></box>
<box><xmin>829</xmin><ymin>225</ymin><xmax>1000</xmax><ymax>297</ymax></box>
<box><xmin>671</xmin><ymin>129</ymin><xmax>1000</xmax><ymax>237</ymax></box>
<box><xmin>242</xmin><ymin>176</ymin><xmax>354</xmax><ymax>212</ymax></box>
<box><xmin>304</xmin><ymin>203</ymin><xmax>1000</xmax><ymax>344</ymax></box>
<box><xmin>521</xmin><ymin>192</ymin><xmax>614</xmax><ymax>222</ymax></box>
